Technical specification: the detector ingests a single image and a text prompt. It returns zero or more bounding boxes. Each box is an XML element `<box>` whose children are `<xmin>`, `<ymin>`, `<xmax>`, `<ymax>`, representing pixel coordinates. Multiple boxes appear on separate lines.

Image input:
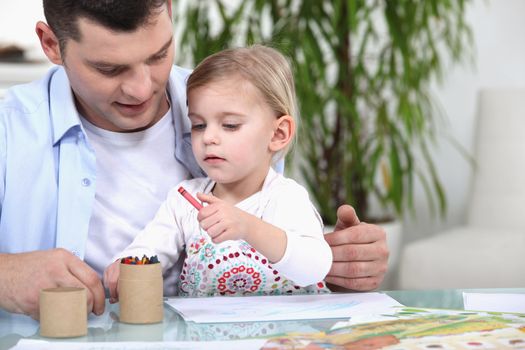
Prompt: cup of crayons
<box><xmin>118</xmin><ymin>254</ymin><xmax>163</xmax><ymax>324</ymax></box>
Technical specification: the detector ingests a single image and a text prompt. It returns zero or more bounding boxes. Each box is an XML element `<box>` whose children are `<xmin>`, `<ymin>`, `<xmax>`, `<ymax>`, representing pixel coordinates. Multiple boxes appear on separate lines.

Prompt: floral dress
<box><xmin>178</xmin><ymin>227</ymin><xmax>329</xmax><ymax>297</ymax></box>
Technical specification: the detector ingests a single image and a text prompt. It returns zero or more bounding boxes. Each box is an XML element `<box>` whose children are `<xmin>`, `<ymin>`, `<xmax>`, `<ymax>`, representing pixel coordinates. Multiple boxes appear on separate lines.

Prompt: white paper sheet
<box><xmin>463</xmin><ymin>292</ymin><xmax>525</xmax><ymax>313</ymax></box>
<box><xmin>12</xmin><ymin>339</ymin><xmax>267</xmax><ymax>350</ymax></box>
<box><xmin>165</xmin><ymin>292</ymin><xmax>402</xmax><ymax>323</ymax></box>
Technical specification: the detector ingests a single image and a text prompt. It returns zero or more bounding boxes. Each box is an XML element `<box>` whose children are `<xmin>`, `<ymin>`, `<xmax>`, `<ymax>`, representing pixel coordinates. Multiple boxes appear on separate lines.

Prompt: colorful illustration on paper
<box><xmin>260</xmin><ymin>307</ymin><xmax>525</xmax><ymax>350</ymax></box>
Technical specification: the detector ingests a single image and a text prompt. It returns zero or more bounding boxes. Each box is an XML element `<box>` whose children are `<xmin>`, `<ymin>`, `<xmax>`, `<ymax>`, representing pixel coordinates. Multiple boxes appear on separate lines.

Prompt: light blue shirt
<box><xmin>0</xmin><ymin>65</ymin><xmax>204</xmax><ymax>258</ymax></box>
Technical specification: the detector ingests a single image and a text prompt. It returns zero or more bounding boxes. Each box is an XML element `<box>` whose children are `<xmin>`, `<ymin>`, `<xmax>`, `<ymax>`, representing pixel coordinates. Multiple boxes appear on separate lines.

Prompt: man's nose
<box><xmin>121</xmin><ymin>66</ymin><xmax>152</xmax><ymax>102</ymax></box>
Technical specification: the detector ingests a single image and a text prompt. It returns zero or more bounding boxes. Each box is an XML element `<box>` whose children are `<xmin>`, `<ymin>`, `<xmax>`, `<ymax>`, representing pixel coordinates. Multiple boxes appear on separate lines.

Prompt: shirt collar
<box><xmin>49</xmin><ymin>67</ymin><xmax>82</xmax><ymax>145</ymax></box>
<box><xmin>166</xmin><ymin>66</ymin><xmax>205</xmax><ymax>178</ymax></box>
<box><xmin>166</xmin><ymin>67</ymin><xmax>192</xmax><ymax>136</ymax></box>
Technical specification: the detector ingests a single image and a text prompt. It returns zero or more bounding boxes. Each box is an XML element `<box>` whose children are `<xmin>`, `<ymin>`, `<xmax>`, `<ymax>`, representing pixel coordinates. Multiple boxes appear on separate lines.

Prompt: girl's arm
<box><xmin>104</xmin><ymin>185</ymin><xmax>188</xmax><ymax>301</ymax></box>
<box><xmin>115</xmin><ymin>186</ymin><xmax>187</xmax><ymax>272</ymax></box>
<box><xmin>263</xmin><ymin>184</ymin><xmax>332</xmax><ymax>287</ymax></box>
<box><xmin>197</xmin><ymin>183</ymin><xmax>332</xmax><ymax>286</ymax></box>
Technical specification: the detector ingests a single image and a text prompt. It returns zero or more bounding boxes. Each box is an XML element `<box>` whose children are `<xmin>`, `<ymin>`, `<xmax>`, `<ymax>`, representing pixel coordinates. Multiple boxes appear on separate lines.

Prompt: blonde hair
<box><xmin>187</xmin><ymin>45</ymin><xmax>298</xmax><ymax>159</ymax></box>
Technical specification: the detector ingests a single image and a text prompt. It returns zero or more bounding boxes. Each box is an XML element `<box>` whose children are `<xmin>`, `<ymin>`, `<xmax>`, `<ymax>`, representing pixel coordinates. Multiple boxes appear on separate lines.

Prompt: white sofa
<box><xmin>398</xmin><ymin>88</ymin><xmax>525</xmax><ymax>289</ymax></box>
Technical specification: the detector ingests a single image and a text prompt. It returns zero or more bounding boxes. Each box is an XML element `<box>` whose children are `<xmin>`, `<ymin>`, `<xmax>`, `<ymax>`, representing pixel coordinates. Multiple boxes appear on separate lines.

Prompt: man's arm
<box><xmin>323</xmin><ymin>205</ymin><xmax>389</xmax><ymax>291</ymax></box>
<box><xmin>0</xmin><ymin>249</ymin><xmax>105</xmax><ymax>319</ymax></box>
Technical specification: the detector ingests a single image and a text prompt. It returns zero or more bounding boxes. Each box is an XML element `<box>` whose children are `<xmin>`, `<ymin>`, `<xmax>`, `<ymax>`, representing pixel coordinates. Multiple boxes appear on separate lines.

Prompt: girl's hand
<box><xmin>103</xmin><ymin>260</ymin><xmax>121</xmax><ymax>304</ymax></box>
<box><xmin>196</xmin><ymin>192</ymin><xmax>254</xmax><ymax>243</ymax></box>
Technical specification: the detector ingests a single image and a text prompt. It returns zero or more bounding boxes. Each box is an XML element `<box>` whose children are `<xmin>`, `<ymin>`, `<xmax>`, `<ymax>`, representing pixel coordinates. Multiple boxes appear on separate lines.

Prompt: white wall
<box><xmin>404</xmin><ymin>0</ymin><xmax>525</xmax><ymax>243</ymax></box>
<box><xmin>0</xmin><ymin>0</ymin><xmax>46</xmax><ymax>60</ymax></box>
<box><xmin>2</xmin><ymin>0</ymin><xmax>525</xmax><ymax>243</ymax></box>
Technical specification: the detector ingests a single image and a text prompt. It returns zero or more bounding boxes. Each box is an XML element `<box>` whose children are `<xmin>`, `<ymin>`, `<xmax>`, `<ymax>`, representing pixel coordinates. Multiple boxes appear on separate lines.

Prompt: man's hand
<box><xmin>324</xmin><ymin>205</ymin><xmax>389</xmax><ymax>291</ymax></box>
<box><xmin>0</xmin><ymin>249</ymin><xmax>105</xmax><ymax>320</ymax></box>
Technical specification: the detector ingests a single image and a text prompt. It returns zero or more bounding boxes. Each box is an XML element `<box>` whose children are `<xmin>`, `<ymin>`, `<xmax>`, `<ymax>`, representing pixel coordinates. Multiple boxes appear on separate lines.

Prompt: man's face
<box><xmin>61</xmin><ymin>7</ymin><xmax>174</xmax><ymax>132</ymax></box>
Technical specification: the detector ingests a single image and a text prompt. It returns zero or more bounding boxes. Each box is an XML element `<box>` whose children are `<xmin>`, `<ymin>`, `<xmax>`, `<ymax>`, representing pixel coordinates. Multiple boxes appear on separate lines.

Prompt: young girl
<box><xmin>104</xmin><ymin>45</ymin><xmax>332</xmax><ymax>298</ymax></box>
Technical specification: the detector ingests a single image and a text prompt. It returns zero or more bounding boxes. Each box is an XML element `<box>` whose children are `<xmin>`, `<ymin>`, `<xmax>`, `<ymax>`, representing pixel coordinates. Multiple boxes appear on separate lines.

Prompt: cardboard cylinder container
<box><xmin>118</xmin><ymin>262</ymin><xmax>163</xmax><ymax>324</ymax></box>
<box><xmin>39</xmin><ymin>287</ymin><xmax>88</xmax><ymax>338</ymax></box>
<box><xmin>111</xmin><ymin>320</ymin><xmax>164</xmax><ymax>341</ymax></box>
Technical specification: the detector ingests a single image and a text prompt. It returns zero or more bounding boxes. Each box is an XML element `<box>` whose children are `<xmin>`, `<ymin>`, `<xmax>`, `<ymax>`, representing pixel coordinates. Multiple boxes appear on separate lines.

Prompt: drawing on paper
<box><xmin>260</xmin><ymin>307</ymin><xmax>525</xmax><ymax>350</ymax></box>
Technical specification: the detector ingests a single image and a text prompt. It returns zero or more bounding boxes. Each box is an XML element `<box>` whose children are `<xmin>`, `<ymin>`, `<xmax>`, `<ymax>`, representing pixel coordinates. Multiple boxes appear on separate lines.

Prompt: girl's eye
<box><xmin>191</xmin><ymin>123</ymin><xmax>206</xmax><ymax>130</ymax></box>
<box><xmin>223</xmin><ymin>124</ymin><xmax>240</xmax><ymax>130</ymax></box>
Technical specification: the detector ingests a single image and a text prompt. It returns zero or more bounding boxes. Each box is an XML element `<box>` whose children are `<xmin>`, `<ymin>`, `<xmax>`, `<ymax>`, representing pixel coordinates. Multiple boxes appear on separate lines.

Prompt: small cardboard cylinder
<box><xmin>112</xmin><ymin>321</ymin><xmax>164</xmax><ymax>341</ymax></box>
<box><xmin>118</xmin><ymin>263</ymin><xmax>163</xmax><ymax>324</ymax></box>
<box><xmin>39</xmin><ymin>287</ymin><xmax>87</xmax><ymax>338</ymax></box>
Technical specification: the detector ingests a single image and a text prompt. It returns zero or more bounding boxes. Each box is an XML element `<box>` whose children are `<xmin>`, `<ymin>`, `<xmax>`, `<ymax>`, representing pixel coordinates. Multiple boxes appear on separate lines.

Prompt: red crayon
<box><xmin>178</xmin><ymin>186</ymin><xmax>203</xmax><ymax>210</ymax></box>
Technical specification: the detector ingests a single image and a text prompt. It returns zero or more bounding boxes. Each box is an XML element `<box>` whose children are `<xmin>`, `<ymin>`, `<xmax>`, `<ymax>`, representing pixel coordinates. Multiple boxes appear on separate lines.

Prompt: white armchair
<box><xmin>398</xmin><ymin>88</ymin><xmax>525</xmax><ymax>289</ymax></box>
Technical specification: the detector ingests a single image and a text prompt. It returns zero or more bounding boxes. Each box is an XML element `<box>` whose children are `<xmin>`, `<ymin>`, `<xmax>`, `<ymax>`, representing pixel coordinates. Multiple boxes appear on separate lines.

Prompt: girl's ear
<box><xmin>269</xmin><ymin>115</ymin><xmax>295</xmax><ymax>152</ymax></box>
<box><xmin>35</xmin><ymin>21</ymin><xmax>63</xmax><ymax>65</ymax></box>
<box><xmin>167</xmin><ymin>0</ymin><xmax>173</xmax><ymax>19</ymax></box>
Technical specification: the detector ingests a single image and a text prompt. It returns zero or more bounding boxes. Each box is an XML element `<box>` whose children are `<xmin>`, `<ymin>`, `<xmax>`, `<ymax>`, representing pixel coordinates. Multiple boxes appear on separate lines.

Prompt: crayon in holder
<box><xmin>118</xmin><ymin>262</ymin><xmax>163</xmax><ymax>324</ymax></box>
<box><xmin>39</xmin><ymin>287</ymin><xmax>88</xmax><ymax>338</ymax></box>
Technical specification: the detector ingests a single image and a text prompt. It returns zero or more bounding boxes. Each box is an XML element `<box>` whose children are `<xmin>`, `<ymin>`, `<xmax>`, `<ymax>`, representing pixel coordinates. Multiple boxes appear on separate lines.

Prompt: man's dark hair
<box><xmin>43</xmin><ymin>0</ymin><xmax>167</xmax><ymax>54</ymax></box>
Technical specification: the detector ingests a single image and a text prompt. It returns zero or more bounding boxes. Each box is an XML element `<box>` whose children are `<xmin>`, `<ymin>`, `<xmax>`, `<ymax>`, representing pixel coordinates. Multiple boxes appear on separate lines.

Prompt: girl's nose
<box><xmin>202</xmin><ymin>126</ymin><xmax>219</xmax><ymax>145</ymax></box>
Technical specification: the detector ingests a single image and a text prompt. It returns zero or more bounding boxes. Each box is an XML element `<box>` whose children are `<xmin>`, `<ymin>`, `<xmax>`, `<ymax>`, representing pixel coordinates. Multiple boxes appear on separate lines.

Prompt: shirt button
<box><xmin>81</xmin><ymin>178</ymin><xmax>91</xmax><ymax>186</ymax></box>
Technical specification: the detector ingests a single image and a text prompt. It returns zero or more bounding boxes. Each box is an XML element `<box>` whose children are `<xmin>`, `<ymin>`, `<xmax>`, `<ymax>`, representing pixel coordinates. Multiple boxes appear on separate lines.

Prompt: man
<box><xmin>0</xmin><ymin>0</ymin><xmax>388</xmax><ymax>320</ymax></box>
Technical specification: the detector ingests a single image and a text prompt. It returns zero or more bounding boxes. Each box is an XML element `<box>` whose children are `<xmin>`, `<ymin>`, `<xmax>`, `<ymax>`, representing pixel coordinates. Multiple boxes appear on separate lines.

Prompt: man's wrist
<box><xmin>0</xmin><ymin>253</ymin><xmax>14</xmax><ymax>311</ymax></box>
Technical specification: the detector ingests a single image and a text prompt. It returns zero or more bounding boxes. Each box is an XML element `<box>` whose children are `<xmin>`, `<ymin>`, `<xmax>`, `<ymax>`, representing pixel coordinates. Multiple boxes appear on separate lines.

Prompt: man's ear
<box><xmin>269</xmin><ymin>115</ymin><xmax>295</xmax><ymax>152</ymax></box>
<box><xmin>35</xmin><ymin>21</ymin><xmax>63</xmax><ymax>65</ymax></box>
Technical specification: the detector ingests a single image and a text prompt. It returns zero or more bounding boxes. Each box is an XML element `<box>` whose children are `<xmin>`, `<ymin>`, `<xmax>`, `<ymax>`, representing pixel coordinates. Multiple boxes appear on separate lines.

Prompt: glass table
<box><xmin>1</xmin><ymin>288</ymin><xmax>524</xmax><ymax>349</ymax></box>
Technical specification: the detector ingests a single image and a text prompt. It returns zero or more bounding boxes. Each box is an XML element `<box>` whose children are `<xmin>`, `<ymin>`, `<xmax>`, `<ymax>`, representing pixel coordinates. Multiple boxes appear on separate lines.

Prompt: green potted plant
<box><xmin>172</xmin><ymin>1</ymin><xmax>473</xmax><ymax>225</ymax></box>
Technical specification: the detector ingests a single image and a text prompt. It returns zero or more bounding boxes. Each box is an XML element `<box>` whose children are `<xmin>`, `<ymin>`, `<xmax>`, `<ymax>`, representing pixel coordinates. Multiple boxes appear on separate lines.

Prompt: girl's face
<box><xmin>187</xmin><ymin>77</ymin><xmax>278</xmax><ymax>195</ymax></box>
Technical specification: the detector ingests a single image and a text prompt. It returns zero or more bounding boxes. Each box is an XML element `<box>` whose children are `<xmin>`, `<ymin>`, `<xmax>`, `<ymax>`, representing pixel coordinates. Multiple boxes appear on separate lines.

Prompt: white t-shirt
<box><xmin>117</xmin><ymin>168</ymin><xmax>333</xmax><ymax>295</ymax></box>
<box><xmin>81</xmin><ymin>110</ymin><xmax>190</xmax><ymax>278</ymax></box>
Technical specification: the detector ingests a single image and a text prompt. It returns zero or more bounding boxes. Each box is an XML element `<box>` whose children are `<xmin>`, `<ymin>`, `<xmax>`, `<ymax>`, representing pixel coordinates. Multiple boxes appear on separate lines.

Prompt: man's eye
<box><xmin>223</xmin><ymin>124</ymin><xmax>240</xmax><ymax>130</ymax></box>
<box><xmin>149</xmin><ymin>51</ymin><xmax>168</xmax><ymax>63</ymax></box>
<box><xmin>97</xmin><ymin>68</ymin><xmax>122</xmax><ymax>77</ymax></box>
<box><xmin>191</xmin><ymin>124</ymin><xmax>206</xmax><ymax>130</ymax></box>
